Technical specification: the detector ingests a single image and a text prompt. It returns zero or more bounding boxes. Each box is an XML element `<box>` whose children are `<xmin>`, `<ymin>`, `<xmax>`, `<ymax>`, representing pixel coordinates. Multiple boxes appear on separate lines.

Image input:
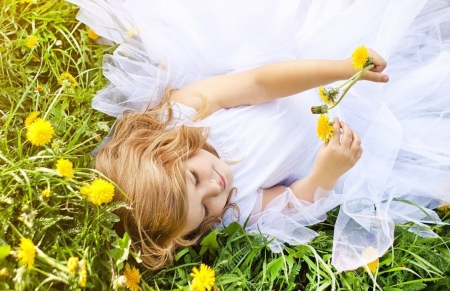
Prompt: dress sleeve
<box><xmin>245</xmin><ymin>187</ymin><xmax>342</xmax><ymax>253</ymax></box>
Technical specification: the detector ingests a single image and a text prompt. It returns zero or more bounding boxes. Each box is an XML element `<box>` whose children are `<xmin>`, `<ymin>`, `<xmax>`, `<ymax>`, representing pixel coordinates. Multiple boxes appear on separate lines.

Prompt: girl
<box><xmin>69</xmin><ymin>0</ymin><xmax>450</xmax><ymax>272</ymax></box>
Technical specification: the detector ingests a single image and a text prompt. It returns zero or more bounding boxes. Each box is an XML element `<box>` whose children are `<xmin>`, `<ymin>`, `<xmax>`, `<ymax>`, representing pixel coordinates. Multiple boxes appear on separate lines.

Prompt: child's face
<box><xmin>182</xmin><ymin>149</ymin><xmax>234</xmax><ymax>233</ymax></box>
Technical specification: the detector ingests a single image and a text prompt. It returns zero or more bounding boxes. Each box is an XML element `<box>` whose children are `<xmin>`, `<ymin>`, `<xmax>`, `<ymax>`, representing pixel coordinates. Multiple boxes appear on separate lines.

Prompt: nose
<box><xmin>201</xmin><ymin>179</ymin><xmax>221</xmax><ymax>198</ymax></box>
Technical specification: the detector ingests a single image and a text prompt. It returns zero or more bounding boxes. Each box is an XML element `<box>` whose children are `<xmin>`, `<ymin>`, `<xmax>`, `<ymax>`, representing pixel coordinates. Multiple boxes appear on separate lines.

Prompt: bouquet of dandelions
<box><xmin>312</xmin><ymin>46</ymin><xmax>374</xmax><ymax>142</ymax></box>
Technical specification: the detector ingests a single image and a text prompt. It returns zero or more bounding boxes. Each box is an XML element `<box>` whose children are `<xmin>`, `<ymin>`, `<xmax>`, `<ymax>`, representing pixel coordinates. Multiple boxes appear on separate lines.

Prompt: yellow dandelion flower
<box><xmin>78</xmin><ymin>259</ymin><xmax>87</xmax><ymax>287</ymax></box>
<box><xmin>35</xmin><ymin>85</ymin><xmax>44</xmax><ymax>92</ymax></box>
<box><xmin>26</xmin><ymin>119</ymin><xmax>54</xmax><ymax>146</ymax></box>
<box><xmin>87</xmin><ymin>179</ymin><xmax>114</xmax><ymax>205</ymax></box>
<box><xmin>361</xmin><ymin>246</ymin><xmax>379</xmax><ymax>273</ymax></box>
<box><xmin>20</xmin><ymin>0</ymin><xmax>33</xmax><ymax>3</ymax></box>
<box><xmin>17</xmin><ymin>238</ymin><xmax>35</xmax><ymax>269</ymax></box>
<box><xmin>80</xmin><ymin>184</ymin><xmax>92</xmax><ymax>197</ymax></box>
<box><xmin>438</xmin><ymin>202</ymin><xmax>450</xmax><ymax>213</ymax></box>
<box><xmin>318</xmin><ymin>86</ymin><xmax>334</xmax><ymax>105</ymax></box>
<box><xmin>87</xmin><ymin>28</ymin><xmax>99</xmax><ymax>40</ymax></box>
<box><xmin>41</xmin><ymin>188</ymin><xmax>50</xmax><ymax>198</ymax></box>
<box><xmin>351</xmin><ymin>45</ymin><xmax>370</xmax><ymax>70</ymax></box>
<box><xmin>25</xmin><ymin>111</ymin><xmax>40</xmax><ymax>127</ymax></box>
<box><xmin>123</xmin><ymin>264</ymin><xmax>141</xmax><ymax>291</ymax></box>
<box><xmin>316</xmin><ymin>114</ymin><xmax>334</xmax><ymax>142</ymax></box>
<box><xmin>190</xmin><ymin>263</ymin><xmax>215</xmax><ymax>291</ymax></box>
<box><xmin>67</xmin><ymin>257</ymin><xmax>79</xmax><ymax>273</ymax></box>
<box><xmin>26</xmin><ymin>36</ymin><xmax>37</xmax><ymax>48</ymax></box>
<box><xmin>58</xmin><ymin>72</ymin><xmax>77</xmax><ymax>88</ymax></box>
<box><xmin>56</xmin><ymin>159</ymin><xmax>75</xmax><ymax>179</ymax></box>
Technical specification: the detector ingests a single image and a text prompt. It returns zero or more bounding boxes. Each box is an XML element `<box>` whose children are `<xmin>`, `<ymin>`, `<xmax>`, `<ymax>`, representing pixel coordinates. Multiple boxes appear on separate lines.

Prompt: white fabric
<box><xmin>68</xmin><ymin>0</ymin><xmax>450</xmax><ymax>272</ymax></box>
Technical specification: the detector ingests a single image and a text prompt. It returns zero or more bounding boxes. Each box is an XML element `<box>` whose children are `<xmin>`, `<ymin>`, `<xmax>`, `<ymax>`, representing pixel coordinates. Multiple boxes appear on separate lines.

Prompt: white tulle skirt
<box><xmin>68</xmin><ymin>0</ymin><xmax>450</xmax><ymax>272</ymax></box>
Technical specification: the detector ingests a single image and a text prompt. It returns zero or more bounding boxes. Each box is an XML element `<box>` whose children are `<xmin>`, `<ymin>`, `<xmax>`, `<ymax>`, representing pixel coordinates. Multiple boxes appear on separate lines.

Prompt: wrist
<box><xmin>309</xmin><ymin>169</ymin><xmax>339</xmax><ymax>191</ymax></box>
<box><xmin>339</xmin><ymin>58</ymin><xmax>358</xmax><ymax>80</ymax></box>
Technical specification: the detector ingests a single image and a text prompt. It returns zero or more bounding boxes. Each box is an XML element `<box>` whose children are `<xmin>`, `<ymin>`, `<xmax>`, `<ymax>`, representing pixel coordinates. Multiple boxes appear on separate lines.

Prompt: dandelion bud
<box><xmin>21</xmin><ymin>204</ymin><xmax>31</xmax><ymax>214</ymax></box>
<box><xmin>311</xmin><ymin>105</ymin><xmax>328</xmax><ymax>114</ymax></box>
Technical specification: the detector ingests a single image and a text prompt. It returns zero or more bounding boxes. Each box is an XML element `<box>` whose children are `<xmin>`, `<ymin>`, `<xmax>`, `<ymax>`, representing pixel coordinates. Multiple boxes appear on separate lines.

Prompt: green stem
<box><xmin>329</xmin><ymin>64</ymin><xmax>374</xmax><ymax>110</ymax></box>
<box><xmin>36</xmin><ymin>248</ymin><xmax>70</xmax><ymax>273</ymax></box>
<box><xmin>34</xmin><ymin>267</ymin><xmax>69</xmax><ymax>285</ymax></box>
<box><xmin>44</xmin><ymin>87</ymin><xmax>64</xmax><ymax>119</ymax></box>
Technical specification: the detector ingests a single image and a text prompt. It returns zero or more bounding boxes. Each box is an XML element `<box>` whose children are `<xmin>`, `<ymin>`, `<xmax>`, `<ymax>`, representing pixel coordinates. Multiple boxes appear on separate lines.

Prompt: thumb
<box><xmin>363</xmin><ymin>71</ymin><xmax>389</xmax><ymax>83</ymax></box>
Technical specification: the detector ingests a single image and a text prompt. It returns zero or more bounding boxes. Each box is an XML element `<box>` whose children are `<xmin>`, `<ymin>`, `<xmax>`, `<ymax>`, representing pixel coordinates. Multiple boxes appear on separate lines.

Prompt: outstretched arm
<box><xmin>172</xmin><ymin>49</ymin><xmax>388</xmax><ymax>115</ymax></box>
<box><xmin>261</xmin><ymin>118</ymin><xmax>362</xmax><ymax>208</ymax></box>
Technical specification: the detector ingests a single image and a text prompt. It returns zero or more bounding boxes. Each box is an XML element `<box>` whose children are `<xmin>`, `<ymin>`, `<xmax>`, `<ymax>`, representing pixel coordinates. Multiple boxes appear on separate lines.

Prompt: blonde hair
<box><xmin>95</xmin><ymin>90</ymin><xmax>230</xmax><ymax>270</ymax></box>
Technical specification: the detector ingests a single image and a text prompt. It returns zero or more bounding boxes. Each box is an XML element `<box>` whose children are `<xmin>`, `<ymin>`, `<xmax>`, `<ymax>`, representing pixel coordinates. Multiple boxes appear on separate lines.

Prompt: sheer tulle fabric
<box><xmin>69</xmin><ymin>0</ymin><xmax>450</xmax><ymax>271</ymax></box>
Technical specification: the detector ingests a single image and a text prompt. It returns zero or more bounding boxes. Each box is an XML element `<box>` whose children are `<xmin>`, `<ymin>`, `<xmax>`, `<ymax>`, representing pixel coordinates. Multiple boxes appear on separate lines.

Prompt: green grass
<box><xmin>1</xmin><ymin>0</ymin><xmax>449</xmax><ymax>290</ymax></box>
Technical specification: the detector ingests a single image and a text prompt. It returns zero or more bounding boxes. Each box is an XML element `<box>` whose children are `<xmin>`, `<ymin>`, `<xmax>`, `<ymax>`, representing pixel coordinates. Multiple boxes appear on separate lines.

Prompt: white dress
<box><xmin>68</xmin><ymin>0</ymin><xmax>450</xmax><ymax>272</ymax></box>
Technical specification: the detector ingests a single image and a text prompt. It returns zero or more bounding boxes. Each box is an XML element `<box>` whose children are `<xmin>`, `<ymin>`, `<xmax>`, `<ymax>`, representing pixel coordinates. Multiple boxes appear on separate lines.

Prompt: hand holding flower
<box><xmin>352</xmin><ymin>48</ymin><xmax>389</xmax><ymax>83</ymax></box>
<box><xmin>311</xmin><ymin>118</ymin><xmax>363</xmax><ymax>190</ymax></box>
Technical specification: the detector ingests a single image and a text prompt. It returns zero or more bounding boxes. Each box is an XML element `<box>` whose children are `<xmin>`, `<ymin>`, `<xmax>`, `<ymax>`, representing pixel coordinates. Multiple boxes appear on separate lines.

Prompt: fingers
<box><xmin>364</xmin><ymin>48</ymin><xmax>389</xmax><ymax>83</ymax></box>
<box><xmin>350</xmin><ymin>131</ymin><xmax>363</xmax><ymax>160</ymax></box>
<box><xmin>331</xmin><ymin>120</ymin><xmax>363</xmax><ymax>159</ymax></box>
<box><xmin>340</xmin><ymin>122</ymin><xmax>353</xmax><ymax>148</ymax></box>
<box><xmin>329</xmin><ymin>117</ymin><xmax>341</xmax><ymax>145</ymax></box>
<box><xmin>368</xmin><ymin>48</ymin><xmax>387</xmax><ymax>72</ymax></box>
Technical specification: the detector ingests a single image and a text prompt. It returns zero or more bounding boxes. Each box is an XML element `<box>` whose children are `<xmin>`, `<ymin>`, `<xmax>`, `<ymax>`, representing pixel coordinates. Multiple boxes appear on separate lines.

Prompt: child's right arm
<box><xmin>171</xmin><ymin>49</ymin><xmax>388</xmax><ymax>115</ymax></box>
<box><xmin>261</xmin><ymin>118</ymin><xmax>362</xmax><ymax>207</ymax></box>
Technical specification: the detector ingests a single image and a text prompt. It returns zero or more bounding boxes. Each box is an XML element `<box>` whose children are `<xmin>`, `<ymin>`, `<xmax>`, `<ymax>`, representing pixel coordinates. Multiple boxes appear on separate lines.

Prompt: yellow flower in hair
<box><xmin>26</xmin><ymin>36</ymin><xmax>37</xmax><ymax>48</ymax></box>
<box><xmin>25</xmin><ymin>111</ymin><xmax>40</xmax><ymax>127</ymax></box>
<box><xmin>58</xmin><ymin>72</ymin><xmax>77</xmax><ymax>88</ymax></box>
<box><xmin>17</xmin><ymin>238</ymin><xmax>35</xmax><ymax>269</ymax></box>
<box><xmin>26</xmin><ymin>119</ymin><xmax>54</xmax><ymax>146</ymax></box>
<box><xmin>361</xmin><ymin>246</ymin><xmax>379</xmax><ymax>273</ymax></box>
<box><xmin>87</xmin><ymin>28</ymin><xmax>99</xmax><ymax>40</ymax></box>
<box><xmin>351</xmin><ymin>45</ymin><xmax>370</xmax><ymax>70</ymax></box>
<box><xmin>56</xmin><ymin>159</ymin><xmax>75</xmax><ymax>179</ymax></box>
<box><xmin>67</xmin><ymin>257</ymin><xmax>79</xmax><ymax>273</ymax></box>
<box><xmin>123</xmin><ymin>263</ymin><xmax>142</xmax><ymax>291</ymax></box>
<box><xmin>190</xmin><ymin>263</ymin><xmax>215</xmax><ymax>291</ymax></box>
<box><xmin>87</xmin><ymin>178</ymin><xmax>114</xmax><ymax>205</ymax></box>
<box><xmin>316</xmin><ymin>114</ymin><xmax>334</xmax><ymax>142</ymax></box>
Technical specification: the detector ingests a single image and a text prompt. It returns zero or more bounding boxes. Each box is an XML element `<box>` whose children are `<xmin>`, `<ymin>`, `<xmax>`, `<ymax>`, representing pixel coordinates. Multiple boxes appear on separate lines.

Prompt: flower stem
<box><xmin>329</xmin><ymin>64</ymin><xmax>374</xmax><ymax>110</ymax></box>
<box><xmin>35</xmin><ymin>247</ymin><xmax>70</xmax><ymax>273</ymax></box>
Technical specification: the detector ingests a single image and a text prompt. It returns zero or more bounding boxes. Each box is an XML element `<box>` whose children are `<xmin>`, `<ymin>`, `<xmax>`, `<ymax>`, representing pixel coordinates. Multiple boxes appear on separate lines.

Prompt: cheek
<box><xmin>207</xmin><ymin>194</ymin><xmax>228</xmax><ymax>217</ymax></box>
<box><xmin>185</xmin><ymin>207</ymin><xmax>204</xmax><ymax>233</ymax></box>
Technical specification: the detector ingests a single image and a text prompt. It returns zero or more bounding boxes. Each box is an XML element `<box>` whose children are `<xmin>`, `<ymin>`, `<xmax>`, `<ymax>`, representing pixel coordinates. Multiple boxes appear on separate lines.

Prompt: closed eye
<box><xmin>191</xmin><ymin>170</ymin><xmax>200</xmax><ymax>186</ymax></box>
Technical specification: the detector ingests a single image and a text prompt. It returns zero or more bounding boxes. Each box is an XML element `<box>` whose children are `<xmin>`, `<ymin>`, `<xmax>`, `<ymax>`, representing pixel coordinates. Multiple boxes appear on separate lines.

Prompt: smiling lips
<box><xmin>214</xmin><ymin>169</ymin><xmax>227</xmax><ymax>190</ymax></box>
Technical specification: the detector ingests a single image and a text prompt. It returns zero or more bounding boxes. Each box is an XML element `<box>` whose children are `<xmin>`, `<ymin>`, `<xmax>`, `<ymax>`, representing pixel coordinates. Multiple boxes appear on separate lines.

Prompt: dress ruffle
<box><xmin>69</xmin><ymin>0</ymin><xmax>450</xmax><ymax>272</ymax></box>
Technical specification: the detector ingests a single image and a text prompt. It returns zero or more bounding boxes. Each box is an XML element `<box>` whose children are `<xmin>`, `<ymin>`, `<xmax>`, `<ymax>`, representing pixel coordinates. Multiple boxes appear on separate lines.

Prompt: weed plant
<box><xmin>1</xmin><ymin>0</ymin><xmax>449</xmax><ymax>290</ymax></box>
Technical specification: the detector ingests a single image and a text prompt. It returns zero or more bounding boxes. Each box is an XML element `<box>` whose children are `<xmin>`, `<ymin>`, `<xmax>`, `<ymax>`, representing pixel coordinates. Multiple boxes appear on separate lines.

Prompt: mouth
<box><xmin>214</xmin><ymin>169</ymin><xmax>227</xmax><ymax>190</ymax></box>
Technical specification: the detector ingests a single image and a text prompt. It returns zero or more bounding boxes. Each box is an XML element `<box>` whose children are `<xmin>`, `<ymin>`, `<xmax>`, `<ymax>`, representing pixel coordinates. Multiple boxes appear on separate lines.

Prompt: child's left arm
<box><xmin>172</xmin><ymin>49</ymin><xmax>387</xmax><ymax>115</ymax></box>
